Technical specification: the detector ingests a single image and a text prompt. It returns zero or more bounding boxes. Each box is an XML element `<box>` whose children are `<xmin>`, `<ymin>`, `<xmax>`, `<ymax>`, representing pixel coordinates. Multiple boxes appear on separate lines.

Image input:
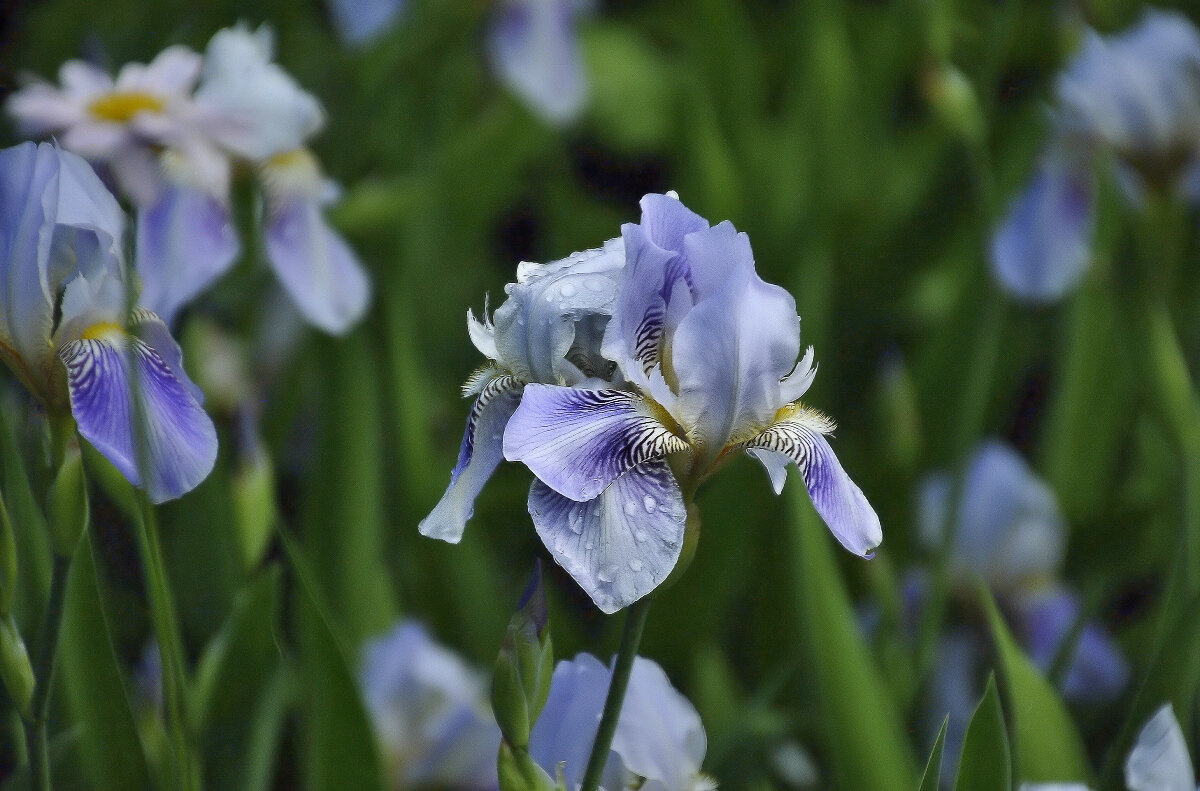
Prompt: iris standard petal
<box><xmin>263</xmin><ymin>199</ymin><xmax>371</xmax><ymax>335</ymax></box>
<box><xmin>1125</xmin><ymin>705</ymin><xmax>1196</xmax><ymax>791</ymax></box>
<box><xmin>136</xmin><ymin>184</ymin><xmax>239</xmax><ymax>324</ymax></box>
<box><xmin>59</xmin><ymin>331</ymin><xmax>217</xmax><ymax>502</ymax></box>
<box><xmin>990</xmin><ymin>146</ymin><xmax>1096</xmax><ymax>304</ymax></box>
<box><xmin>527</xmin><ymin>458</ymin><xmax>686</xmax><ymax>613</ymax></box>
<box><xmin>744</xmin><ymin>407</ymin><xmax>881</xmax><ymax>557</ymax></box>
<box><xmin>1011</xmin><ymin>586</ymin><xmax>1128</xmax><ymax>703</ymax></box>
<box><xmin>488</xmin><ymin>0</ymin><xmax>588</xmax><ymax>125</ymax></box>
<box><xmin>670</xmin><ymin>222</ymin><xmax>801</xmax><ymax>455</ymax></box>
<box><xmin>420</xmin><ymin>375</ymin><xmax>522</xmax><ymax>543</ymax></box>
<box><xmin>504</xmin><ymin>384</ymin><xmax>688</xmax><ymax>502</ymax></box>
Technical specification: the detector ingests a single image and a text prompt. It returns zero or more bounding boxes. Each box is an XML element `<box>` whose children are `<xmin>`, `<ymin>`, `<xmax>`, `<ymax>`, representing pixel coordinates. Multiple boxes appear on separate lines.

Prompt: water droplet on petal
<box><xmin>584</xmin><ymin>276</ymin><xmax>608</xmax><ymax>292</ymax></box>
<box><xmin>633</xmin><ymin>529</ymin><xmax>648</xmax><ymax>542</ymax></box>
<box><xmin>642</xmin><ymin>495</ymin><xmax>656</xmax><ymax>513</ymax></box>
<box><xmin>559</xmin><ymin>283</ymin><xmax>577</xmax><ymax>298</ymax></box>
<box><xmin>623</xmin><ymin>500</ymin><xmax>639</xmax><ymax>516</ymax></box>
<box><xmin>597</xmin><ymin>565</ymin><xmax>618</xmax><ymax>583</ymax></box>
<box><xmin>629</xmin><ymin>558</ymin><xmax>644</xmax><ymax>572</ymax></box>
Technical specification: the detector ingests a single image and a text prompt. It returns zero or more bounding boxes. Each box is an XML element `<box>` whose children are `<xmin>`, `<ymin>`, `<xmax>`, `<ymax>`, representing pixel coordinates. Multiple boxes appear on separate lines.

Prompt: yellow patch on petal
<box><xmin>259</xmin><ymin>147</ymin><xmax>323</xmax><ymax>202</ymax></box>
<box><xmin>88</xmin><ymin>91</ymin><xmax>165</xmax><ymax>123</ymax></box>
<box><xmin>80</xmin><ymin>322</ymin><xmax>125</xmax><ymax>342</ymax></box>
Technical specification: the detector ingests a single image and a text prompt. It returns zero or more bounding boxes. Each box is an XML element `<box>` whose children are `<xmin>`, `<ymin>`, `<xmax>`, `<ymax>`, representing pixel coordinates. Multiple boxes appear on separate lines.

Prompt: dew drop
<box><xmin>633</xmin><ymin>528</ymin><xmax>648</xmax><ymax>542</ymax></box>
<box><xmin>597</xmin><ymin>565</ymin><xmax>618</xmax><ymax>583</ymax></box>
<box><xmin>623</xmin><ymin>500</ymin><xmax>639</xmax><ymax>516</ymax></box>
<box><xmin>584</xmin><ymin>276</ymin><xmax>608</xmax><ymax>292</ymax></box>
<box><xmin>642</xmin><ymin>495</ymin><xmax>656</xmax><ymax>513</ymax></box>
<box><xmin>629</xmin><ymin>558</ymin><xmax>644</xmax><ymax>572</ymax></box>
<box><xmin>559</xmin><ymin>283</ymin><xmax>577</xmax><ymax>298</ymax></box>
<box><xmin>584</xmin><ymin>540</ymin><xmax>594</xmax><ymax>550</ymax></box>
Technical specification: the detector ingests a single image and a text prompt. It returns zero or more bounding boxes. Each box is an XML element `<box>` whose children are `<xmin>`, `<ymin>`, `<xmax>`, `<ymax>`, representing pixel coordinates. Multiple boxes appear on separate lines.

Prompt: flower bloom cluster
<box><xmin>0</xmin><ymin>142</ymin><xmax>216</xmax><ymax>501</ymax></box>
<box><xmin>991</xmin><ymin>10</ymin><xmax>1200</xmax><ymax>303</ymax></box>
<box><xmin>6</xmin><ymin>24</ymin><xmax>370</xmax><ymax>334</ymax></box>
<box><xmin>359</xmin><ymin>620</ymin><xmax>711</xmax><ymax>790</ymax></box>
<box><xmin>421</xmin><ymin>192</ymin><xmax>881</xmax><ymax>613</ymax></box>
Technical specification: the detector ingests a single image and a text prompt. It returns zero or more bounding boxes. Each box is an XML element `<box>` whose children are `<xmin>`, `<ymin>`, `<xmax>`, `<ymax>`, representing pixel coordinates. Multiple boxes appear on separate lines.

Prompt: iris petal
<box><xmin>504</xmin><ymin>384</ymin><xmax>688</xmax><ymax>502</ymax></box>
<box><xmin>263</xmin><ymin>199</ymin><xmax>371</xmax><ymax>335</ymax></box>
<box><xmin>1125</xmin><ymin>705</ymin><xmax>1195</xmax><ymax>791</ymax></box>
<box><xmin>59</xmin><ymin>332</ymin><xmax>217</xmax><ymax>503</ymax></box>
<box><xmin>527</xmin><ymin>459</ymin><xmax>686</xmax><ymax>613</ymax></box>
<box><xmin>420</xmin><ymin>375</ymin><xmax>522</xmax><ymax>543</ymax></box>
<box><xmin>744</xmin><ymin>410</ymin><xmax>881</xmax><ymax>557</ymax></box>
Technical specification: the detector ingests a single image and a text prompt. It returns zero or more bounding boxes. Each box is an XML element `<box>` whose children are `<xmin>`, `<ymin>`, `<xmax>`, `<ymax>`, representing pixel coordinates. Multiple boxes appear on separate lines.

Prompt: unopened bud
<box><xmin>233</xmin><ymin>449</ymin><xmax>277</xmax><ymax>571</ymax></box>
<box><xmin>923</xmin><ymin>62</ymin><xmax>984</xmax><ymax>145</ymax></box>
<box><xmin>497</xmin><ymin>741</ymin><xmax>557</xmax><ymax>791</ymax></box>
<box><xmin>0</xmin><ymin>614</ymin><xmax>34</xmax><ymax>718</ymax></box>
<box><xmin>48</xmin><ymin>443</ymin><xmax>88</xmax><ymax>556</ymax></box>
<box><xmin>492</xmin><ymin>562</ymin><xmax>554</xmax><ymax>750</ymax></box>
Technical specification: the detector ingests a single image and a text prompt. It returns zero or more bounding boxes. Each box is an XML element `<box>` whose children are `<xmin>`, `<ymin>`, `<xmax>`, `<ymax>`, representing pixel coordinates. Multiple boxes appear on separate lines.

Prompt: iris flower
<box><xmin>489</xmin><ymin>0</ymin><xmax>590</xmax><ymax>124</ymax></box>
<box><xmin>422</xmin><ymin>193</ymin><xmax>880</xmax><ymax>613</ymax></box>
<box><xmin>528</xmin><ymin>653</ymin><xmax>714</xmax><ymax>791</ymax></box>
<box><xmin>0</xmin><ymin>142</ymin><xmax>217</xmax><ymax>502</ymax></box>
<box><xmin>992</xmin><ymin>10</ymin><xmax>1200</xmax><ymax>302</ymax></box>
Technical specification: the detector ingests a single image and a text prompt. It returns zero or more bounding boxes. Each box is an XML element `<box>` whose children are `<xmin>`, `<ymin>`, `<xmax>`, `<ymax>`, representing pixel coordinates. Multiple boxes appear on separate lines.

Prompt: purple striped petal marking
<box><xmin>504</xmin><ymin>384</ymin><xmax>688</xmax><ymax>502</ymax></box>
<box><xmin>60</xmin><ymin>330</ymin><xmax>217</xmax><ymax>503</ymax></box>
<box><xmin>527</xmin><ymin>459</ymin><xmax>686</xmax><ymax>613</ymax></box>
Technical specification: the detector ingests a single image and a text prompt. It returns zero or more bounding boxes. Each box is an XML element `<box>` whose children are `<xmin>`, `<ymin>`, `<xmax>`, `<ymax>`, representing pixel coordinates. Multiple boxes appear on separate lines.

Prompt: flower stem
<box><xmin>132</xmin><ymin>496</ymin><xmax>200</xmax><ymax>791</ymax></box>
<box><xmin>24</xmin><ymin>552</ymin><xmax>72</xmax><ymax>791</ymax></box>
<box><xmin>579</xmin><ymin>597</ymin><xmax>652</xmax><ymax>791</ymax></box>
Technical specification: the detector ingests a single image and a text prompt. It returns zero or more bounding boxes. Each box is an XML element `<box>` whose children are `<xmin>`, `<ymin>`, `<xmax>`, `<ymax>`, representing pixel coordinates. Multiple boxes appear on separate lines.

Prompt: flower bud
<box><xmin>0</xmin><ymin>614</ymin><xmax>35</xmax><ymax>718</ymax></box>
<box><xmin>233</xmin><ymin>449</ymin><xmax>277</xmax><ymax>571</ymax></box>
<box><xmin>47</xmin><ymin>443</ymin><xmax>89</xmax><ymax>557</ymax></box>
<box><xmin>497</xmin><ymin>741</ymin><xmax>558</xmax><ymax>791</ymax></box>
<box><xmin>923</xmin><ymin>62</ymin><xmax>984</xmax><ymax>145</ymax></box>
<box><xmin>0</xmin><ymin>495</ymin><xmax>16</xmax><ymax>617</ymax></box>
<box><xmin>492</xmin><ymin>562</ymin><xmax>554</xmax><ymax>750</ymax></box>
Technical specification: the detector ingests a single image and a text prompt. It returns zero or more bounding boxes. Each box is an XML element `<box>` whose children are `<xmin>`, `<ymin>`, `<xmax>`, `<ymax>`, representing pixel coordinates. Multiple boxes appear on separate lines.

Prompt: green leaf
<box><xmin>954</xmin><ymin>675</ymin><xmax>1011</xmax><ymax>791</ymax></box>
<box><xmin>979</xmin><ymin>587</ymin><xmax>1091</xmax><ymax>784</ymax></box>
<box><xmin>918</xmin><ymin>717</ymin><xmax>949</xmax><ymax>791</ymax></box>
<box><xmin>788</xmin><ymin>490</ymin><xmax>919</xmax><ymax>791</ymax></box>
<box><xmin>58</xmin><ymin>532</ymin><xmax>150</xmax><ymax>791</ymax></box>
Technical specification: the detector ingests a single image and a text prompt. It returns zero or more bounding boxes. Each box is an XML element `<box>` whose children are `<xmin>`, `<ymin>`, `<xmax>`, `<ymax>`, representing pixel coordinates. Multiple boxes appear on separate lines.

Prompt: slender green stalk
<box><xmin>24</xmin><ymin>553</ymin><xmax>72</xmax><ymax>791</ymax></box>
<box><xmin>578</xmin><ymin>598</ymin><xmax>652</xmax><ymax>791</ymax></box>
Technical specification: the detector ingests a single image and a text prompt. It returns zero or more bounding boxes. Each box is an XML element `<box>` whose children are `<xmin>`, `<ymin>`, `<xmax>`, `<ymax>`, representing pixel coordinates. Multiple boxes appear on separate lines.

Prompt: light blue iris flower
<box><xmin>991</xmin><ymin>10</ymin><xmax>1200</xmax><ymax>303</ymax></box>
<box><xmin>527</xmin><ymin>653</ymin><xmax>714</xmax><ymax>791</ymax></box>
<box><xmin>422</xmin><ymin>193</ymin><xmax>880</xmax><ymax>614</ymax></box>
<box><xmin>0</xmin><ymin>142</ymin><xmax>217</xmax><ymax>502</ymax></box>
<box><xmin>326</xmin><ymin>0</ymin><xmax>408</xmax><ymax>46</ymax></box>
<box><xmin>489</xmin><ymin>0</ymin><xmax>590</xmax><ymax>125</ymax></box>
<box><xmin>360</xmin><ymin>621</ymin><xmax>501</xmax><ymax>791</ymax></box>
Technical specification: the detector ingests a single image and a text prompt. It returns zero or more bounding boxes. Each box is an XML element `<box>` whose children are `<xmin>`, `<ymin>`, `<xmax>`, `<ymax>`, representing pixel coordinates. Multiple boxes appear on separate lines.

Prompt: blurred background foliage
<box><xmin>1</xmin><ymin>0</ymin><xmax>1199</xmax><ymax>789</ymax></box>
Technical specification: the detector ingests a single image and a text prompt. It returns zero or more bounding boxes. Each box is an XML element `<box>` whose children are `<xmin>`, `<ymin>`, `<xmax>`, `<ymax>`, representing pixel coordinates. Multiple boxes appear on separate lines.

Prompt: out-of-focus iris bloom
<box><xmin>503</xmin><ymin>193</ymin><xmax>881</xmax><ymax>612</ymax></box>
<box><xmin>6</xmin><ymin>25</ymin><xmax>370</xmax><ymax>335</ymax></box>
<box><xmin>991</xmin><ymin>10</ymin><xmax>1200</xmax><ymax>303</ymax></box>
<box><xmin>0</xmin><ymin>142</ymin><xmax>217</xmax><ymax>502</ymax></box>
<box><xmin>527</xmin><ymin>653</ymin><xmax>714</xmax><ymax>791</ymax></box>
<box><xmin>914</xmin><ymin>441</ymin><xmax>1127</xmax><ymax>782</ymax></box>
<box><xmin>326</xmin><ymin>0</ymin><xmax>408</xmax><ymax>46</ymax></box>
<box><xmin>1022</xmin><ymin>704</ymin><xmax>1198</xmax><ymax>791</ymax></box>
<box><xmin>489</xmin><ymin>0</ymin><xmax>590</xmax><ymax>125</ymax></box>
<box><xmin>360</xmin><ymin>621</ymin><xmax>501</xmax><ymax>791</ymax></box>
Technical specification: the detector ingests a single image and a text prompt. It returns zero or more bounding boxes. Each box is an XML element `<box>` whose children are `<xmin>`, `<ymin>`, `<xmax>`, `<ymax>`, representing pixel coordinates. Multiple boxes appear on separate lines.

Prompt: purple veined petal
<box><xmin>130</xmin><ymin>309</ymin><xmax>206</xmax><ymax>404</ymax></box>
<box><xmin>990</xmin><ymin>146</ymin><xmax>1097</xmax><ymax>304</ymax></box>
<box><xmin>59</xmin><ymin>329</ymin><xmax>217</xmax><ymax>503</ymax></box>
<box><xmin>136</xmin><ymin>183</ymin><xmax>239</xmax><ymax>325</ymax></box>
<box><xmin>527</xmin><ymin>458</ymin><xmax>686</xmax><ymax>613</ymax></box>
<box><xmin>327</xmin><ymin>0</ymin><xmax>408</xmax><ymax>45</ymax></box>
<box><xmin>1012</xmin><ymin>586</ymin><xmax>1128</xmax><ymax>704</ymax></box>
<box><xmin>419</xmin><ymin>375</ymin><xmax>522</xmax><ymax>543</ymax></box>
<box><xmin>263</xmin><ymin>199</ymin><xmax>371</xmax><ymax>335</ymax></box>
<box><xmin>488</xmin><ymin>0</ymin><xmax>589</xmax><ymax>125</ymax></box>
<box><xmin>670</xmin><ymin>222</ymin><xmax>801</xmax><ymax>457</ymax></box>
<box><xmin>504</xmin><ymin>384</ymin><xmax>688</xmax><ymax>502</ymax></box>
<box><xmin>744</xmin><ymin>407</ymin><xmax>881</xmax><ymax>557</ymax></box>
<box><xmin>1125</xmin><ymin>704</ymin><xmax>1196</xmax><ymax>791</ymax></box>
<box><xmin>610</xmin><ymin>657</ymin><xmax>708</xmax><ymax>790</ymax></box>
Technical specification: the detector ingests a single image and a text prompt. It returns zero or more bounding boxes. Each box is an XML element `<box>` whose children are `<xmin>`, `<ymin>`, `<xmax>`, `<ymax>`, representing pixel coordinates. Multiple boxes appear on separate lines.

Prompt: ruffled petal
<box><xmin>990</xmin><ymin>147</ymin><xmax>1096</xmax><ymax>304</ymax></box>
<box><xmin>744</xmin><ymin>408</ymin><xmax>881</xmax><ymax>557</ymax></box>
<box><xmin>136</xmin><ymin>184</ymin><xmax>239</xmax><ymax>324</ymax></box>
<box><xmin>528</xmin><ymin>459</ymin><xmax>686</xmax><ymax>613</ymax></box>
<box><xmin>263</xmin><ymin>199</ymin><xmax>371</xmax><ymax>335</ymax></box>
<box><xmin>504</xmin><ymin>384</ymin><xmax>687</xmax><ymax>502</ymax></box>
<box><xmin>419</xmin><ymin>375</ymin><xmax>522</xmax><ymax>543</ymax></box>
<box><xmin>488</xmin><ymin>0</ymin><xmax>588</xmax><ymax>125</ymax></box>
<box><xmin>59</xmin><ymin>330</ymin><xmax>217</xmax><ymax>503</ymax></box>
<box><xmin>1125</xmin><ymin>704</ymin><xmax>1196</xmax><ymax>791</ymax></box>
<box><xmin>670</xmin><ymin>222</ymin><xmax>801</xmax><ymax>456</ymax></box>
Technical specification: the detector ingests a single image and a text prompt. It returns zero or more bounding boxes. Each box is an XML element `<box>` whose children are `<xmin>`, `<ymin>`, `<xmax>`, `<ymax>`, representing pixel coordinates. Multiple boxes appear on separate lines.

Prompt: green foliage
<box><xmin>954</xmin><ymin>675</ymin><xmax>1011</xmax><ymax>791</ymax></box>
<box><xmin>918</xmin><ymin>717</ymin><xmax>949</xmax><ymax>791</ymax></box>
<box><xmin>493</xmin><ymin>564</ymin><xmax>555</xmax><ymax>750</ymax></box>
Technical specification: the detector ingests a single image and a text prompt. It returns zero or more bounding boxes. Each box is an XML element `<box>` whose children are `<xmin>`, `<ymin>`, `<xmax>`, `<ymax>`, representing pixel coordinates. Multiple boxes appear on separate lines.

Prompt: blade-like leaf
<box><xmin>919</xmin><ymin>716</ymin><xmax>949</xmax><ymax>791</ymax></box>
<box><xmin>954</xmin><ymin>674</ymin><xmax>1011</xmax><ymax>791</ymax></box>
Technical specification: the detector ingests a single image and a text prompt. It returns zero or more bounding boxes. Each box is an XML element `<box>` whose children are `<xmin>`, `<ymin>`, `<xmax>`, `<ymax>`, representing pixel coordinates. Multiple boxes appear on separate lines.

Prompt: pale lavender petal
<box><xmin>328</xmin><ymin>0</ymin><xmax>408</xmax><ymax>45</ymax></box>
<box><xmin>504</xmin><ymin>384</ymin><xmax>687</xmax><ymax>502</ymax></box>
<box><xmin>263</xmin><ymin>199</ymin><xmax>371</xmax><ymax>335</ymax></box>
<box><xmin>671</xmin><ymin>222</ymin><xmax>801</xmax><ymax>457</ymax></box>
<box><xmin>488</xmin><ymin>0</ymin><xmax>589</xmax><ymax>125</ymax></box>
<box><xmin>527</xmin><ymin>459</ymin><xmax>686</xmax><ymax>613</ymax></box>
<box><xmin>137</xmin><ymin>184</ymin><xmax>239</xmax><ymax>324</ymax></box>
<box><xmin>744</xmin><ymin>410</ymin><xmax>881</xmax><ymax>557</ymax></box>
<box><xmin>1125</xmin><ymin>705</ymin><xmax>1196</xmax><ymax>791</ymax></box>
<box><xmin>1013</xmin><ymin>587</ymin><xmax>1128</xmax><ymax>703</ymax></box>
<box><xmin>990</xmin><ymin>147</ymin><xmax>1096</xmax><ymax>304</ymax></box>
<box><xmin>59</xmin><ymin>331</ymin><xmax>217</xmax><ymax>502</ymax></box>
<box><xmin>528</xmin><ymin>654</ymin><xmax>613</xmax><ymax>789</ymax></box>
<box><xmin>420</xmin><ymin>375</ymin><xmax>522</xmax><ymax>543</ymax></box>
<box><xmin>611</xmin><ymin>658</ymin><xmax>707</xmax><ymax>789</ymax></box>
<box><xmin>746</xmin><ymin>448</ymin><xmax>790</xmax><ymax>495</ymax></box>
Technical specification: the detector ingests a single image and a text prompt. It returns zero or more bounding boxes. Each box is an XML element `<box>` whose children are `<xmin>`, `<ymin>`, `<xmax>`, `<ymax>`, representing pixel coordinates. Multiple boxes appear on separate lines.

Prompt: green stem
<box><xmin>24</xmin><ymin>553</ymin><xmax>72</xmax><ymax>791</ymax></box>
<box><xmin>578</xmin><ymin>598</ymin><xmax>653</xmax><ymax>791</ymax></box>
<box><xmin>132</xmin><ymin>497</ymin><xmax>200</xmax><ymax>791</ymax></box>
